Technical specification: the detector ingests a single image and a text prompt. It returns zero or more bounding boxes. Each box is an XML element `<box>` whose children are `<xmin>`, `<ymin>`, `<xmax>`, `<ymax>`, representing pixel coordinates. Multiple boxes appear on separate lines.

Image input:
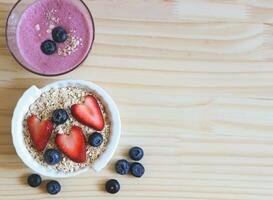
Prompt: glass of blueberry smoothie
<box><xmin>6</xmin><ymin>0</ymin><xmax>95</xmax><ymax>76</ymax></box>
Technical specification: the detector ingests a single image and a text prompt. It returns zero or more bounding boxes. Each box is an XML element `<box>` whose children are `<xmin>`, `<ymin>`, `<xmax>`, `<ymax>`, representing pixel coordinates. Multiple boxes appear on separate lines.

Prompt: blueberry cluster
<box><xmin>105</xmin><ymin>146</ymin><xmax>145</xmax><ymax>194</ymax></box>
<box><xmin>27</xmin><ymin>174</ymin><xmax>61</xmax><ymax>195</ymax></box>
<box><xmin>41</xmin><ymin>27</ymin><xmax>68</xmax><ymax>55</ymax></box>
<box><xmin>116</xmin><ymin>146</ymin><xmax>145</xmax><ymax>177</ymax></box>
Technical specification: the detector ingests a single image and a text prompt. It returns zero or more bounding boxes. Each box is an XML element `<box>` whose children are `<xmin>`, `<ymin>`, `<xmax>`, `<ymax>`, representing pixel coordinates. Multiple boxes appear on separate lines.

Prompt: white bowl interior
<box><xmin>12</xmin><ymin>80</ymin><xmax>121</xmax><ymax>178</ymax></box>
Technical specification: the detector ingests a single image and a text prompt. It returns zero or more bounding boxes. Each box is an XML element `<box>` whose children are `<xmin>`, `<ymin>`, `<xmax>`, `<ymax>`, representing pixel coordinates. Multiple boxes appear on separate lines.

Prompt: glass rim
<box><xmin>6</xmin><ymin>0</ymin><xmax>95</xmax><ymax>77</ymax></box>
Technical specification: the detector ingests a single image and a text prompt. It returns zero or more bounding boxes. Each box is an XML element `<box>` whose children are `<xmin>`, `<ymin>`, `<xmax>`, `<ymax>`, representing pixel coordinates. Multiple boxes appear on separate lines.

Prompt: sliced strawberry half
<box><xmin>71</xmin><ymin>95</ymin><xmax>105</xmax><ymax>131</ymax></box>
<box><xmin>27</xmin><ymin>115</ymin><xmax>53</xmax><ymax>152</ymax></box>
<box><xmin>55</xmin><ymin>126</ymin><xmax>86</xmax><ymax>163</ymax></box>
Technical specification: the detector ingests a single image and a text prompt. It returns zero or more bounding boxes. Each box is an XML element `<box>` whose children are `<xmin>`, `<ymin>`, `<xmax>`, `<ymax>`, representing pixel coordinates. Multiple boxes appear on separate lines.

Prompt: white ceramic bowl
<box><xmin>11</xmin><ymin>80</ymin><xmax>121</xmax><ymax>178</ymax></box>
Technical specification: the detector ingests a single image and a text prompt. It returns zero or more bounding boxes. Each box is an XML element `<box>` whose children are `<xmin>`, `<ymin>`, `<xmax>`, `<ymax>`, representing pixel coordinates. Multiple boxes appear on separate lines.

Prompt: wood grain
<box><xmin>0</xmin><ymin>0</ymin><xmax>273</xmax><ymax>199</ymax></box>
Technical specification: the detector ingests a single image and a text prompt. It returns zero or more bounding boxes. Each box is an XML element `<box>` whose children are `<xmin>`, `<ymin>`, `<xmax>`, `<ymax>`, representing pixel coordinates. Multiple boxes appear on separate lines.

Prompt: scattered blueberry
<box><xmin>52</xmin><ymin>109</ymin><xmax>69</xmax><ymax>125</ymax></box>
<box><xmin>105</xmin><ymin>179</ymin><xmax>120</xmax><ymax>194</ymax></box>
<box><xmin>115</xmin><ymin>159</ymin><xmax>130</xmax><ymax>175</ymax></box>
<box><xmin>52</xmin><ymin>27</ymin><xmax>68</xmax><ymax>43</ymax></box>
<box><xmin>44</xmin><ymin>149</ymin><xmax>62</xmax><ymax>165</ymax></box>
<box><xmin>47</xmin><ymin>180</ymin><xmax>61</xmax><ymax>195</ymax></box>
<box><xmin>130</xmin><ymin>162</ymin><xmax>145</xmax><ymax>178</ymax></box>
<box><xmin>27</xmin><ymin>174</ymin><xmax>42</xmax><ymax>188</ymax></box>
<box><xmin>41</xmin><ymin>40</ymin><xmax>57</xmax><ymax>55</ymax></box>
<box><xmin>88</xmin><ymin>132</ymin><xmax>103</xmax><ymax>147</ymax></box>
<box><xmin>129</xmin><ymin>147</ymin><xmax>144</xmax><ymax>161</ymax></box>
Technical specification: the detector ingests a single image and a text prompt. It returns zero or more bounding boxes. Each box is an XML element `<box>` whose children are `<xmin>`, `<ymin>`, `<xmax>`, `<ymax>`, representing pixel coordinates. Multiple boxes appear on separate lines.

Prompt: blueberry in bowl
<box><xmin>88</xmin><ymin>132</ymin><xmax>104</xmax><ymax>147</ymax></box>
<box><xmin>44</xmin><ymin>149</ymin><xmax>62</xmax><ymax>165</ymax></box>
<box><xmin>52</xmin><ymin>109</ymin><xmax>69</xmax><ymax>125</ymax></box>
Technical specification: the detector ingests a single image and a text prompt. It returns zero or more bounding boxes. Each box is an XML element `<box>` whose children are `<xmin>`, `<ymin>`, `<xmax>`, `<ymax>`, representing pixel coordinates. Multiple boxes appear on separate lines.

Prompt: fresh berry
<box><xmin>44</xmin><ymin>149</ymin><xmax>62</xmax><ymax>165</ymax></box>
<box><xmin>27</xmin><ymin>174</ymin><xmax>42</xmax><ymax>188</ymax></box>
<box><xmin>41</xmin><ymin>40</ymin><xmax>57</xmax><ymax>55</ymax></box>
<box><xmin>52</xmin><ymin>27</ymin><xmax>68</xmax><ymax>43</ymax></box>
<box><xmin>88</xmin><ymin>132</ymin><xmax>103</xmax><ymax>147</ymax></box>
<box><xmin>129</xmin><ymin>147</ymin><xmax>144</xmax><ymax>161</ymax></box>
<box><xmin>27</xmin><ymin>115</ymin><xmax>53</xmax><ymax>151</ymax></box>
<box><xmin>71</xmin><ymin>95</ymin><xmax>105</xmax><ymax>131</ymax></box>
<box><xmin>105</xmin><ymin>179</ymin><xmax>120</xmax><ymax>194</ymax></box>
<box><xmin>130</xmin><ymin>162</ymin><xmax>145</xmax><ymax>177</ymax></box>
<box><xmin>47</xmin><ymin>180</ymin><xmax>61</xmax><ymax>195</ymax></box>
<box><xmin>115</xmin><ymin>159</ymin><xmax>130</xmax><ymax>175</ymax></box>
<box><xmin>55</xmin><ymin>126</ymin><xmax>86</xmax><ymax>163</ymax></box>
<box><xmin>52</xmin><ymin>109</ymin><xmax>69</xmax><ymax>125</ymax></box>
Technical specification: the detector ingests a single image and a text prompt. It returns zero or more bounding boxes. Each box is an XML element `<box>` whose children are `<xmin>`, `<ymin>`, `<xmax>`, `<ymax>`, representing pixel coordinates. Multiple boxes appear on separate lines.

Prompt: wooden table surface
<box><xmin>1</xmin><ymin>0</ymin><xmax>273</xmax><ymax>199</ymax></box>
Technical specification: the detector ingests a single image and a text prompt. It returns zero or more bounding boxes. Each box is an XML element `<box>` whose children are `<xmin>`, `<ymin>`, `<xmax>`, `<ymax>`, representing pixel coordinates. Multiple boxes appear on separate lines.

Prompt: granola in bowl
<box><xmin>12</xmin><ymin>80</ymin><xmax>121</xmax><ymax>177</ymax></box>
<box><xmin>23</xmin><ymin>86</ymin><xmax>111</xmax><ymax>173</ymax></box>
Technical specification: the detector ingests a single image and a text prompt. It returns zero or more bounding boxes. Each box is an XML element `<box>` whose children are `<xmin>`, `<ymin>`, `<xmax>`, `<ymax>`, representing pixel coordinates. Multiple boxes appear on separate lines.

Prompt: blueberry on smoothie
<box><xmin>41</xmin><ymin>40</ymin><xmax>57</xmax><ymax>55</ymax></box>
<box><xmin>52</xmin><ymin>27</ymin><xmax>68</xmax><ymax>43</ymax></box>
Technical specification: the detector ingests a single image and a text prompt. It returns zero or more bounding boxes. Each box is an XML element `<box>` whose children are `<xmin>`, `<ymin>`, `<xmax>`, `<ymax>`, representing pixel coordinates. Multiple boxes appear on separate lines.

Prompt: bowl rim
<box><xmin>11</xmin><ymin>80</ymin><xmax>121</xmax><ymax>178</ymax></box>
<box><xmin>6</xmin><ymin>0</ymin><xmax>95</xmax><ymax>76</ymax></box>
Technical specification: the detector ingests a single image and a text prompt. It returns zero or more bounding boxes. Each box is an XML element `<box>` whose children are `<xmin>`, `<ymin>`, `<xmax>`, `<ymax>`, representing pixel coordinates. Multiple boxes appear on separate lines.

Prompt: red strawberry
<box><xmin>71</xmin><ymin>95</ymin><xmax>105</xmax><ymax>131</ymax></box>
<box><xmin>27</xmin><ymin>115</ymin><xmax>53</xmax><ymax>151</ymax></box>
<box><xmin>55</xmin><ymin>126</ymin><xmax>86</xmax><ymax>163</ymax></box>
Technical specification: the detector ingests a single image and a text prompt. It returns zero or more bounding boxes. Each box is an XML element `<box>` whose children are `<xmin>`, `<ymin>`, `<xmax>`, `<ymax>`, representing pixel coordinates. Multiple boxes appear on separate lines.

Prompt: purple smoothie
<box><xmin>15</xmin><ymin>0</ymin><xmax>94</xmax><ymax>75</ymax></box>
